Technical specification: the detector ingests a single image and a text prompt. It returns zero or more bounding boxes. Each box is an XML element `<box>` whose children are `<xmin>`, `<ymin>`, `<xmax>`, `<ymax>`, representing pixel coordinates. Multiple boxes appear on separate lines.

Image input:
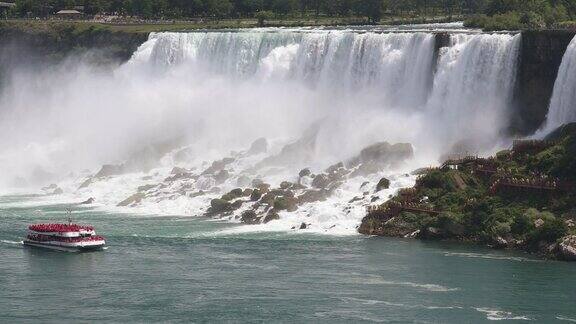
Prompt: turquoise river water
<box><xmin>1</xmin><ymin>194</ymin><xmax>575</xmax><ymax>323</ymax></box>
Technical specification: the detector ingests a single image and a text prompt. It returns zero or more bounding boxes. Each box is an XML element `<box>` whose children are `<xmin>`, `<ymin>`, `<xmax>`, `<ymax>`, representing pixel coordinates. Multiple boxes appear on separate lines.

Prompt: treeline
<box><xmin>465</xmin><ymin>0</ymin><xmax>576</xmax><ymax>30</ymax></box>
<box><xmin>10</xmin><ymin>0</ymin><xmax>486</xmax><ymax>22</ymax></box>
<box><xmin>8</xmin><ymin>0</ymin><xmax>576</xmax><ymax>29</ymax></box>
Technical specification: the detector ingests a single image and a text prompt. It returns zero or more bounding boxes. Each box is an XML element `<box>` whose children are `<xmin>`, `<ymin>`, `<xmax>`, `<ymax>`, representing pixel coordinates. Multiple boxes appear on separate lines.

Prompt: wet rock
<box><xmin>195</xmin><ymin>176</ymin><xmax>216</xmax><ymax>191</ymax></box>
<box><xmin>231</xmin><ymin>199</ymin><xmax>244</xmax><ymax>210</ymax></box>
<box><xmin>311</xmin><ymin>174</ymin><xmax>330</xmax><ymax>189</ymax></box>
<box><xmin>248</xmin><ymin>138</ymin><xmax>268</xmax><ymax>155</ymax></box>
<box><xmin>221</xmin><ymin>188</ymin><xmax>244</xmax><ymax>201</ymax></box>
<box><xmin>327</xmin><ymin>181</ymin><xmax>344</xmax><ymax>192</ymax></box>
<box><xmin>78</xmin><ymin>177</ymin><xmax>94</xmax><ymax>189</ymax></box>
<box><xmin>349</xmin><ymin>161</ymin><xmax>383</xmax><ymax>177</ymax></box>
<box><xmin>42</xmin><ymin>184</ymin><xmax>58</xmax><ymax>191</ymax></box>
<box><xmin>491</xmin><ymin>236</ymin><xmax>509</xmax><ymax>249</ymax></box>
<box><xmin>256</xmin><ymin>126</ymin><xmax>318</xmax><ymax>168</ymax></box>
<box><xmin>209</xmin><ymin>198</ymin><xmax>232</xmax><ymax>213</ymax></box>
<box><xmin>171</xmin><ymin>167</ymin><xmax>188</xmax><ymax>175</ymax></box>
<box><xmin>173</xmin><ymin>147</ymin><xmax>194</xmax><ymax>163</ymax></box>
<box><xmin>242</xmin><ymin>188</ymin><xmax>253</xmax><ymax>197</ymax></box>
<box><xmin>236</xmin><ymin>175</ymin><xmax>251</xmax><ymax>187</ymax></box>
<box><xmin>251</xmin><ymin>179</ymin><xmax>270</xmax><ymax>192</ymax></box>
<box><xmin>52</xmin><ymin>187</ymin><xmax>63</xmax><ymax>195</ymax></box>
<box><xmin>376</xmin><ymin>177</ymin><xmax>390</xmax><ymax>192</ymax></box>
<box><xmin>250</xmin><ymin>189</ymin><xmax>263</xmax><ymax>201</ymax></box>
<box><xmin>164</xmin><ymin>172</ymin><xmax>196</xmax><ymax>182</ymax></box>
<box><xmin>299</xmin><ymin>168</ymin><xmax>311</xmax><ymax>178</ymax></box>
<box><xmin>263</xmin><ymin>211</ymin><xmax>280</xmax><ymax>223</ymax></box>
<box><xmin>349</xmin><ymin>142</ymin><xmax>414</xmax><ymax>171</ymax></box>
<box><xmin>214</xmin><ymin>170</ymin><xmax>230</xmax><ymax>184</ymax></box>
<box><xmin>202</xmin><ymin>157</ymin><xmax>235</xmax><ymax>175</ymax></box>
<box><xmin>274</xmin><ymin>196</ymin><xmax>298</xmax><ymax>212</ymax></box>
<box><xmin>299</xmin><ymin>222</ymin><xmax>307</xmax><ymax>229</ymax></box>
<box><xmin>260</xmin><ymin>192</ymin><xmax>277</xmax><ymax>205</ymax></box>
<box><xmin>348</xmin><ymin>196</ymin><xmax>362</xmax><ymax>203</ymax></box>
<box><xmin>297</xmin><ymin>190</ymin><xmax>329</xmax><ymax>204</ymax></box>
<box><xmin>95</xmin><ymin>164</ymin><xmax>125</xmax><ymax>178</ymax></box>
<box><xmin>290</xmin><ymin>183</ymin><xmax>307</xmax><ymax>190</ymax></box>
<box><xmin>138</xmin><ymin>184</ymin><xmax>157</xmax><ymax>192</ymax></box>
<box><xmin>118</xmin><ymin>193</ymin><xmax>145</xmax><ymax>207</ymax></box>
<box><xmin>558</xmin><ymin>235</ymin><xmax>576</xmax><ymax>261</ymax></box>
<box><xmin>325</xmin><ymin>162</ymin><xmax>344</xmax><ymax>174</ymax></box>
<box><xmin>80</xmin><ymin>197</ymin><xmax>95</xmax><ymax>205</ymax></box>
<box><xmin>240</xmin><ymin>210</ymin><xmax>261</xmax><ymax>225</ymax></box>
<box><xmin>269</xmin><ymin>189</ymin><xmax>294</xmax><ymax>198</ymax></box>
<box><xmin>280</xmin><ymin>181</ymin><xmax>292</xmax><ymax>190</ymax></box>
<box><xmin>189</xmin><ymin>191</ymin><xmax>205</xmax><ymax>198</ymax></box>
<box><xmin>358</xmin><ymin>213</ymin><xmax>416</xmax><ymax>237</ymax></box>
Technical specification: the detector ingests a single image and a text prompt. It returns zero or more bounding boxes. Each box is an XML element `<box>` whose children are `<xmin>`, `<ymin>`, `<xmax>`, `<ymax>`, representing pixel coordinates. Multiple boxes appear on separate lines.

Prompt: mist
<box><xmin>0</xmin><ymin>29</ymin><xmax>520</xmax><ymax>189</ymax></box>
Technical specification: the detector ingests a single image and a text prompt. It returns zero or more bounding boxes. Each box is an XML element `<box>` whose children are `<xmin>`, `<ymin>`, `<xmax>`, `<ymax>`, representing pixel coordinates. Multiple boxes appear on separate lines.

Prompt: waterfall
<box><xmin>542</xmin><ymin>35</ymin><xmax>576</xmax><ymax>133</ymax></box>
<box><xmin>0</xmin><ymin>28</ymin><xmax>522</xmax><ymax>188</ymax></box>
<box><xmin>423</xmin><ymin>33</ymin><xmax>521</xmax><ymax>152</ymax></box>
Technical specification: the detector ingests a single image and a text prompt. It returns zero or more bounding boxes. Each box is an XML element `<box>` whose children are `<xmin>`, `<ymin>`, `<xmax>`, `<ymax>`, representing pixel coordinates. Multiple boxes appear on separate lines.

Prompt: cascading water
<box><xmin>541</xmin><ymin>35</ymin><xmax>576</xmax><ymax>133</ymax></box>
<box><xmin>0</xmin><ymin>28</ymin><xmax>523</xmax><ymax>233</ymax></box>
<box><xmin>422</xmin><ymin>33</ymin><xmax>521</xmax><ymax>153</ymax></box>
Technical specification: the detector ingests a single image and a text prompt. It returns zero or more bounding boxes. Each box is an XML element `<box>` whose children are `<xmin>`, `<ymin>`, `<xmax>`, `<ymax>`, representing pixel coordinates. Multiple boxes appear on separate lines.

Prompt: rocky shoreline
<box><xmin>359</xmin><ymin>124</ymin><xmax>576</xmax><ymax>261</ymax></box>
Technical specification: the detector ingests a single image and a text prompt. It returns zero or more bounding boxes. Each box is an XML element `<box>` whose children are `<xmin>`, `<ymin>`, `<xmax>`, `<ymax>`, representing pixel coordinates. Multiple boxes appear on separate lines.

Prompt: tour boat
<box><xmin>24</xmin><ymin>223</ymin><xmax>105</xmax><ymax>252</ymax></box>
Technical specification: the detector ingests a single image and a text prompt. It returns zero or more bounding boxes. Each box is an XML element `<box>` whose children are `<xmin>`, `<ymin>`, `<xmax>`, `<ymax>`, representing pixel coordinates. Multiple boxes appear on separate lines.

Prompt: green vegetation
<box><xmin>3</xmin><ymin>1</ymin><xmax>576</xmax><ymax>31</ymax></box>
<box><xmin>360</xmin><ymin>123</ymin><xmax>576</xmax><ymax>259</ymax></box>
<box><xmin>464</xmin><ymin>0</ymin><xmax>576</xmax><ymax>31</ymax></box>
<box><xmin>0</xmin><ymin>0</ymin><xmax>486</xmax><ymax>31</ymax></box>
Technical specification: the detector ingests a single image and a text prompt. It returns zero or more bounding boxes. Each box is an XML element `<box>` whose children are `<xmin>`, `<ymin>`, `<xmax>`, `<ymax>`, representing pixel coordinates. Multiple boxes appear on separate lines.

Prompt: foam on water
<box><xmin>474</xmin><ymin>308</ymin><xmax>533</xmax><ymax>321</ymax></box>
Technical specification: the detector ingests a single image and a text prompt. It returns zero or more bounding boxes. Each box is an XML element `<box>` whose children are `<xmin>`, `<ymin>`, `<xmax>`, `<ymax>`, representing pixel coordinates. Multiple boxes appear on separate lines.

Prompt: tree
<box><xmin>360</xmin><ymin>0</ymin><xmax>383</xmax><ymax>23</ymax></box>
<box><xmin>205</xmin><ymin>0</ymin><xmax>233</xmax><ymax>19</ymax></box>
<box><xmin>255</xmin><ymin>9</ymin><xmax>273</xmax><ymax>25</ymax></box>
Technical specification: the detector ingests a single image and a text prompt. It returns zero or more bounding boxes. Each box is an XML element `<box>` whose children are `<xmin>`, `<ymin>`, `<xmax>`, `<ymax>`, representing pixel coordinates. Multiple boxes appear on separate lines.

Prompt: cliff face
<box><xmin>0</xmin><ymin>24</ymin><xmax>148</xmax><ymax>70</ymax></box>
<box><xmin>512</xmin><ymin>30</ymin><xmax>576</xmax><ymax>135</ymax></box>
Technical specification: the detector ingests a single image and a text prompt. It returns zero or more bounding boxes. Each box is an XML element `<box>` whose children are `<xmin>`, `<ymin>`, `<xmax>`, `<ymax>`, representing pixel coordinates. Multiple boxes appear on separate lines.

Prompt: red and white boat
<box><xmin>24</xmin><ymin>223</ymin><xmax>106</xmax><ymax>252</ymax></box>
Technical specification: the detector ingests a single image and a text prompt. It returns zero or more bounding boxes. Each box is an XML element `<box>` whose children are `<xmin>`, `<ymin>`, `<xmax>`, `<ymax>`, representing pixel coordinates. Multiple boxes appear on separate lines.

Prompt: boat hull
<box><xmin>23</xmin><ymin>240</ymin><xmax>105</xmax><ymax>252</ymax></box>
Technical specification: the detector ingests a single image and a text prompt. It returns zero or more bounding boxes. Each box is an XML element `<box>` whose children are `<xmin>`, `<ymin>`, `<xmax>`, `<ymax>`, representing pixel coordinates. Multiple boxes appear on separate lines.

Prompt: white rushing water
<box><xmin>542</xmin><ymin>35</ymin><xmax>576</xmax><ymax>133</ymax></box>
<box><xmin>0</xmin><ymin>28</ymin><xmax>522</xmax><ymax>233</ymax></box>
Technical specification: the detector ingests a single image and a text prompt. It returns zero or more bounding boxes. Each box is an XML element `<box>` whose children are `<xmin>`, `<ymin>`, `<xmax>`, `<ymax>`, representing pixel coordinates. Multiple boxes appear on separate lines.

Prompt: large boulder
<box><xmin>299</xmin><ymin>168</ymin><xmax>311</xmax><ymax>178</ymax></box>
<box><xmin>311</xmin><ymin>174</ymin><xmax>330</xmax><ymax>189</ymax></box>
<box><xmin>376</xmin><ymin>178</ymin><xmax>390</xmax><ymax>192</ymax></box>
<box><xmin>247</xmin><ymin>138</ymin><xmax>268</xmax><ymax>155</ymax></box>
<box><xmin>240</xmin><ymin>210</ymin><xmax>261</xmax><ymax>225</ymax></box>
<box><xmin>117</xmin><ymin>193</ymin><xmax>145</xmax><ymax>207</ymax></box>
<box><xmin>297</xmin><ymin>190</ymin><xmax>329</xmax><ymax>204</ymax></box>
<box><xmin>558</xmin><ymin>235</ymin><xmax>576</xmax><ymax>261</ymax></box>
<box><xmin>80</xmin><ymin>197</ymin><xmax>95</xmax><ymax>205</ymax></box>
<box><xmin>349</xmin><ymin>142</ymin><xmax>414</xmax><ymax>170</ymax></box>
<box><xmin>274</xmin><ymin>196</ymin><xmax>298</xmax><ymax>212</ymax></box>
<box><xmin>263</xmin><ymin>211</ymin><xmax>280</xmax><ymax>223</ymax></box>
<box><xmin>202</xmin><ymin>157</ymin><xmax>235</xmax><ymax>175</ymax></box>
<box><xmin>209</xmin><ymin>198</ymin><xmax>232</xmax><ymax>213</ymax></box>
<box><xmin>250</xmin><ymin>189</ymin><xmax>263</xmax><ymax>201</ymax></box>
<box><xmin>256</xmin><ymin>124</ymin><xmax>319</xmax><ymax>168</ymax></box>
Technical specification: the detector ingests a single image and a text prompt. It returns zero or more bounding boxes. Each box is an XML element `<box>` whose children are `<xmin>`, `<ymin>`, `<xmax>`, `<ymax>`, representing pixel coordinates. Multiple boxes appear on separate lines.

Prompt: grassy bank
<box><xmin>0</xmin><ymin>15</ymin><xmax>463</xmax><ymax>35</ymax></box>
